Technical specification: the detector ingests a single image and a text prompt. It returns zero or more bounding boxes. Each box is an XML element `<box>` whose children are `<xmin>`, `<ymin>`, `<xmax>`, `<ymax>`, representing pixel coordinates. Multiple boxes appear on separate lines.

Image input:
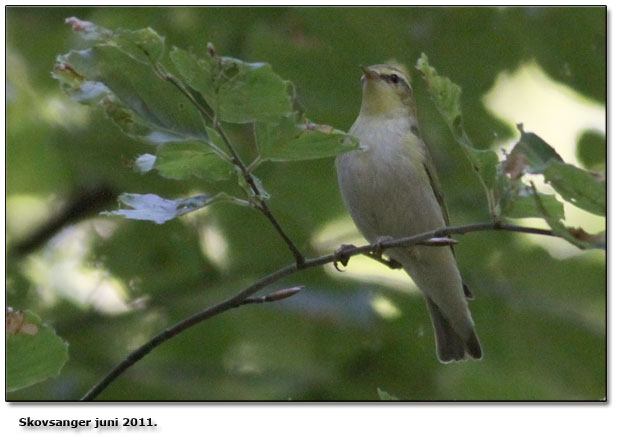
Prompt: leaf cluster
<box><xmin>53</xmin><ymin>17</ymin><xmax>358</xmax><ymax>223</ymax></box>
<box><xmin>417</xmin><ymin>54</ymin><xmax>605</xmax><ymax>249</ymax></box>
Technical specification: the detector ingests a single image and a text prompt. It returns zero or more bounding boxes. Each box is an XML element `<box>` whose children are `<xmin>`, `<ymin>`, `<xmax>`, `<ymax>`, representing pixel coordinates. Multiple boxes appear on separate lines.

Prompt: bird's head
<box><xmin>358</xmin><ymin>64</ymin><xmax>416</xmax><ymax>119</ymax></box>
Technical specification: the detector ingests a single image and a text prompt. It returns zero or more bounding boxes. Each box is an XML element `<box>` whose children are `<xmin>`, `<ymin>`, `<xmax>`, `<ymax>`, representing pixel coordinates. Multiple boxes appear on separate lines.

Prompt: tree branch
<box><xmin>10</xmin><ymin>184</ymin><xmax>116</xmax><ymax>257</ymax></box>
<box><xmin>214</xmin><ymin>122</ymin><xmax>306</xmax><ymax>267</ymax></box>
<box><xmin>81</xmin><ymin>221</ymin><xmax>558</xmax><ymax>401</ymax></box>
<box><xmin>151</xmin><ymin>61</ymin><xmax>305</xmax><ymax>267</ymax></box>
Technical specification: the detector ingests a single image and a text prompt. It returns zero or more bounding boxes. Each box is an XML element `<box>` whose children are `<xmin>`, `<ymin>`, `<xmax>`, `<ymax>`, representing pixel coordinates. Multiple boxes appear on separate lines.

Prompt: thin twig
<box><xmin>239</xmin><ymin>286</ymin><xmax>304</xmax><ymax>306</ymax></box>
<box><xmin>215</xmin><ymin>122</ymin><xmax>306</xmax><ymax>267</ymax></box>
<box><xmin>81</xmin><ymin>264</ymin><xmax>297</xmax><ymax>401</ymax></box>
<box><xmin>246</xmin><ymin>155</ymin><xmax>263</xmax><ymax>173</ymax></box>
<box><xmin>416</xmin><ymin>236</ymin><xmax>459</xmax><ymax>247</ymax></box>
<box><xmin>151</xmin><ymin>61</ymin><xmax>305</xmax><ymax>267</ymax></box>
<box><xmin>10</xmin><ymin>184</ymin><xmax>116</xmax><ymax>257</ymax></box>
<box><xmin>81</xmin><ymin>221</ymin><xmax>558</xmax><ymax>401</ymax></box>
<box><xmin>150</xmin><ymin>63</ymin><xmax>230</xmax><ymax>161</ymax></box>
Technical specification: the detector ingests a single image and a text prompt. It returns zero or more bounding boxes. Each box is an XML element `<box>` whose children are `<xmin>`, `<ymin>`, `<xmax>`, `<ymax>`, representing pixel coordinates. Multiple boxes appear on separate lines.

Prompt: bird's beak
<box><xmin>360</xmin><ymin>65</ymin><xmax>379</xmax><ymax>81</ymax></box>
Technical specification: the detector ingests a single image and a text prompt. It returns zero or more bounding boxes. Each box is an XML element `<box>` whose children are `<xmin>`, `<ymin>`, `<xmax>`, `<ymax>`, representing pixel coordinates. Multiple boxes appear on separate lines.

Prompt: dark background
<box><xmin>6</xmin><ymin>7</ymin><xmax>606</xmax><ymax>400</ymax></box>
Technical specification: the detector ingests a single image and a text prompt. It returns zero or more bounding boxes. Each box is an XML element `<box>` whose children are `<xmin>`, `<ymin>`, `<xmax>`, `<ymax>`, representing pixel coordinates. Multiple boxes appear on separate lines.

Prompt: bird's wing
<box><xmin>419</xmin><ymin>139</ymin><xmax>474</xmax><ymax>299</ymax></box>
<box><xmin>421</xmin><ymin>144</ymin><xmax>450</xmax><ymax>227</ymax></box>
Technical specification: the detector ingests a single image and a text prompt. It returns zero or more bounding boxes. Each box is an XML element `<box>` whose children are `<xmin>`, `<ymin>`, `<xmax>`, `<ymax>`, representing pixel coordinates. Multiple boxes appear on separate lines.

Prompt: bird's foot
<box><xmin>365</xmin><ymin>252</ymin><xmax>402</xmax><ymax>269</ymax></box>
<box><xmin>333</xmin><ymin>244</ymin><xmax>356</xmax><ymax>271</ymax></box>
<box><xmin>371</xmin><ymin>236</ymin><xmax>394</xmax><ymax>258</ymax></box>
<box><xmin>367</xmin><ymin>236</ymin><xmax>402</xmax><ymax>269</ymax></box>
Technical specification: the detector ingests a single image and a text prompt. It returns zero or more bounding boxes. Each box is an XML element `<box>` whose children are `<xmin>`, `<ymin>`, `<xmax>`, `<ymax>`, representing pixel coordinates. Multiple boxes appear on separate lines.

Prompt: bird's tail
<box><xmin>426</xmin><ymin>297</ymin><xmax>482</xmax><ymax>363</ymax></box>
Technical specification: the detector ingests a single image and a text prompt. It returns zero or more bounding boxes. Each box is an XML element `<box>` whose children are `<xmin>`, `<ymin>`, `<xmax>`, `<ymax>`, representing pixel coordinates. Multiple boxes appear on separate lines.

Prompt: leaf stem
<box><xmin>150</xmin><ymin>62</ymin><xmax>230</xmax><ymax>161</ymax></box>
<box><xmin>150</xmin><ymin>60</ymin><xmax>304</xmax><ymax>267</ymax></box>
<box><xmin>215</xmin><ymin>121</ymin><xmax>305</xmax><ymax>267</ymax></box>
<box><xmin>81</xmin><ymin>221</ymin><xmax>558</xmax><ymax>401</ymax></box>
<box><xmin>247</xmin><ymin>155</ymin><xmax>263</xmax><ymax>173</ymax></box>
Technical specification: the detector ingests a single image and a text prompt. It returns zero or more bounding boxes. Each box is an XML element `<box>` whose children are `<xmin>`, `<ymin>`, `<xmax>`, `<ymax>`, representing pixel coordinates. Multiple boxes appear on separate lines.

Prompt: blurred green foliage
<box><xmin>6</xmin><ymin>7</ymin><xmax>605</xmax><ymax>401</ymax></box>
<box><xmin>577</xmin><ymin>129</ymin><xmax>606</xmax><ymax>171</ymax></box>
<box><xmin>6</xmin><ymin>310</ymin><xmax>69</xmax><ymax>392</ymax></box>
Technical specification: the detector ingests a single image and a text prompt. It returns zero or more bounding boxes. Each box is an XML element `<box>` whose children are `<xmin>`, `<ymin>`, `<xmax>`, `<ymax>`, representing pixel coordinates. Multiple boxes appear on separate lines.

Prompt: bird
<box><xmin>335</xmin><ymin>64</ymin><xmax>482</xmax><ymax>363</ymax></box>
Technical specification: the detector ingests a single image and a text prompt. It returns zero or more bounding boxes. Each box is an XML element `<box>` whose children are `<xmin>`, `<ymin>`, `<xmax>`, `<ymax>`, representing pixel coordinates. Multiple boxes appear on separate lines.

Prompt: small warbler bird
<box><xmin>335</xmin><ymin>64</ymin><xmax>482</xmax><ymax>363</ymax></box>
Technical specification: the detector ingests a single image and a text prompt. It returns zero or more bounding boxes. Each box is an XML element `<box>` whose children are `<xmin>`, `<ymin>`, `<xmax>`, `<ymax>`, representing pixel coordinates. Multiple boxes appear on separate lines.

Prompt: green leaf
<box><xmin>205</xmin><ymin>126</ymin><xmax>228</xmax><ymax>151</ymax></box>
<box><xmin>416</xmin><ymin>53</ymin><xmax>499</xmax><ymax>201</ymax></box>
<box><xmin>470</xmin><ymin>148</ymin><xmax>499</xmax><ymax>189</ymax></box>
<box><xmin>169</xmin><ymin>47</ymin><xmax>218</xmax><ymax>107</ymax></box>
<box><xmin>377</xmin><ymin>388</ymin><xmax>399</xmax><ymax>401</ymax></box>
<box><xmin>105</xmin><ymin>193</ymin><xmax>232</xmax><ymax>224</ymax></box>
<box><xmin>256</xmin><ymin>115</ymin><xmax>358</xmax><ymax>161</ymax></box>
<box><xmin>543</xmin><ymin>160</ymin><xmax>606</xmax><ymax>216</ymax></box>
<box><xmin>576</xmin><ymin>129</ymin><xmax>605</xmax><ymax>170</ymax></box>
<box><xmin>170</xmin><ymin>47</ymin><xmax>293</xmax><ymax>123</ymax></box>
<box><xmin>504</xmin><ymin>126</ymin><xmax>605</xmax><ymax>217</ymax></box>
<box><xmin>6</xmin><ymin>310</ymin><xmax>69</xmax><ymax>392</ymax></box>
<box><xmin>495</xmin><ymin>166</ymin><xmax>565</xmax><ymax>220</ymax></box>
<box><xmin>54</xmin><ymin>46</ymin><xmax>209</xmax><ymax>145</ymax></box>
<box><xmin>237</xmin><ymin>173</ymin><xmax>270</xmax><ymax>201</ymax></box>
<box><xmin>504</xmin><ymin>190</ymin><xmax>564</xmax><ymax>220</ymax></box>
<box><xmin>112</xmin><ymin>28</ymin><xmax>166</xmax><ymax>64</ymax></box>
<box><xmin>415</xmin><ymin>54</ymin><xmax>462</xmax><ymax>130</ymax></box>
<box><xmin>64</xmin><ymin>17</ymin><xmax>113</xmax><ymax>41</ymax></box>
<box><xmin>154</xmin><ymin>141</ymin><xmax>233</xmax><ymax>181</ymax></box>
<box><xmin>531</xmin><ymin>185</ymin><xmax>600</xmax><ymax>250</ymax></box>
<box><xmin>509</xmin><ymin>125</ymin><xmax>564</xmax><ymax>174</ymax></box>
<box><xmin>65</xmin><ymin>17</ymin><xmax>165</xmax><ymax>64</ymax></box>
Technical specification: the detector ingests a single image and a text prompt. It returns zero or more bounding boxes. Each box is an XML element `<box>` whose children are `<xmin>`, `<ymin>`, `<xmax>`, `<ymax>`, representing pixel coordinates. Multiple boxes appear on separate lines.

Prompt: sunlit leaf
<box><xmin>105</xmin><ymin>192</ymin><xmax>232</xmax><ymax>224</ymax></box>
<box><xmin>170</xmin><ymin>47</ymin><xmax>293</xmax><ymax>123</ymax></box>
<box><xmin>135</xmin><ymin>153</ymin><xmax>156</xmax><ymax>173</ymax></box>
<box><xmin>6</xmin><ymin>310</ymin><xmax>69</xmax><ymax>392</ymax></box>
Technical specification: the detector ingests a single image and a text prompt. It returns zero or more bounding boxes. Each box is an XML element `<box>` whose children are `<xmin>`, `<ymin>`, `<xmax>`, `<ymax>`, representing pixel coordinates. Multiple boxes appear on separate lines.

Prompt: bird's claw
<box><xmin>333</xmin><ymin>244</ymin><xmax>356</xmax><ymax>271</ymax></box>
<box><xmin>371</xmin><ymin>236</ymin><xmax>394</xmax><ymax>258</ymax></box>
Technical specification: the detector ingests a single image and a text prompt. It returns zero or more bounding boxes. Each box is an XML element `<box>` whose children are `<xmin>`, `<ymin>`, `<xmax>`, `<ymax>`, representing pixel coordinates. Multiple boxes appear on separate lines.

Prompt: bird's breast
<box><xmin>336</xmin><ymin>117</ymin><xmax>439</xmax><ymax>242</ymax></box>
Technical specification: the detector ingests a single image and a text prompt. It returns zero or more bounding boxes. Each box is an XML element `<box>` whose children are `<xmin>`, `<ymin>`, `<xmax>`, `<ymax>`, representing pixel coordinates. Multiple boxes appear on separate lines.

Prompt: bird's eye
<box><xmin>390</xmin><ymin>74</ymin><xmax>400</xmax><ymax>84</ymax></box>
